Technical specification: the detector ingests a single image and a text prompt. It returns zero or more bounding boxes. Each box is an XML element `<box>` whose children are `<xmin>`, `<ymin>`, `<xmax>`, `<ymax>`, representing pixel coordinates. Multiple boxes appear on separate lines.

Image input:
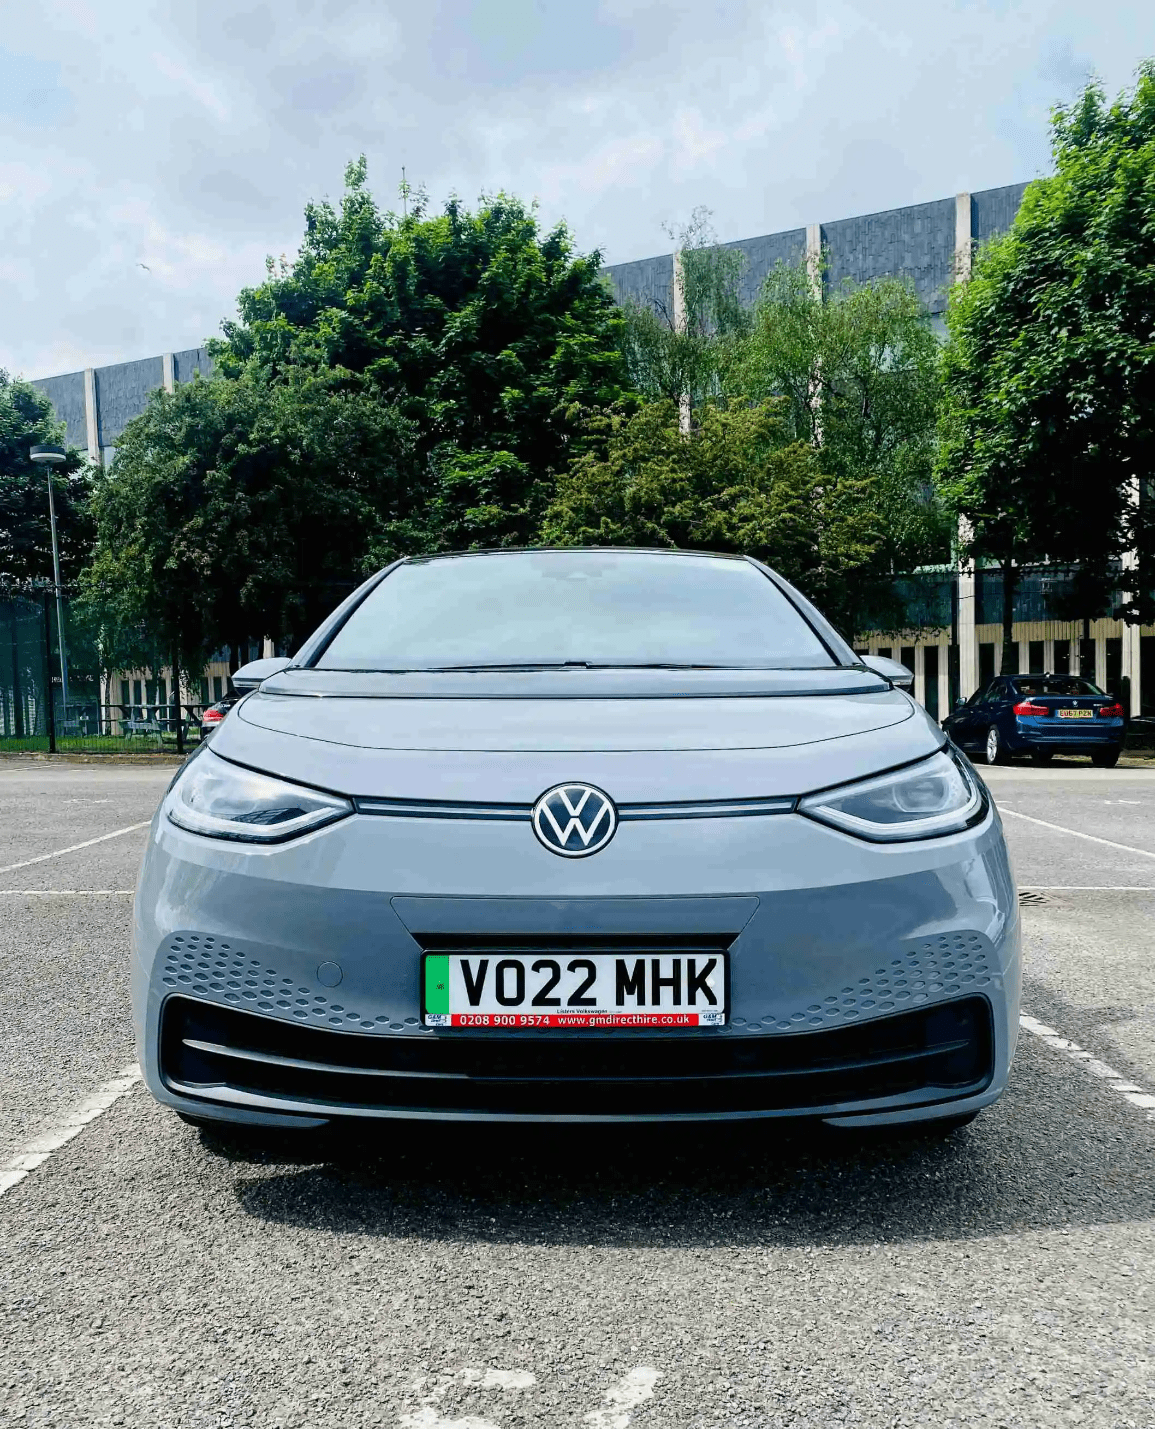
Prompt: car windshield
<box><xmin>1014</xmin><ymin>678</ymin><xmax>1104</xmax><ymax>697</ymax></box>
<box><xmin>315</xmin><ymin>550</ymin><xmax>836</xmax><ymax>671</ymax></box>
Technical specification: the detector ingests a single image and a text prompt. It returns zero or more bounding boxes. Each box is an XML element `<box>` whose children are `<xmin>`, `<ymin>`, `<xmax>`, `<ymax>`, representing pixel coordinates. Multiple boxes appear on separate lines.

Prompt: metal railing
<box><xmin>1</xmin><ymin>703</ymin><xmax>214</xmax><ymax>755</ymax></box>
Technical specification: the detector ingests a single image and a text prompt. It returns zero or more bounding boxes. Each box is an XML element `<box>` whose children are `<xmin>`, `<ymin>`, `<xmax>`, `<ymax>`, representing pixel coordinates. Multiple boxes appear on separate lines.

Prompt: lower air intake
<box><xmin>161</xmin><ymin>994</ymin><xmax>994</xmax><ymax>1122</ymax></box>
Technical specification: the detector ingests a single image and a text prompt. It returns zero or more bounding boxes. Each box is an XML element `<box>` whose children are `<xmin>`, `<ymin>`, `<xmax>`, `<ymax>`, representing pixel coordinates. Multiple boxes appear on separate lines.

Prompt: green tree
<box><xmin>739</xmin><ymin>261</ymin><xmax>948</xmax><ymax>582</ymax></box>
<box><xmin>938</xmin><ymin>65</ymin><xmax>1155</xmax><ymax>672</ymax></box>
<box><xmin>617</xmin><ymin>208</ymin><xmax>749</xmax><ymax>408</ymax></box>
<box><xmin>540</xmin><ymin>398</ymin><xmax>879</xmax><ymax>630</ymax></box>
<box><xmin>0</xmin><ymin>371</ymin><xmax>91</xmax><ymax>587</ymax></box>
<box><xmin>211</xmin><ymin>159</ymin><xmax>631</xmax><ymax>554</ymax></box>
<box><xmin>83</xmin><ymin>371</ymin><xmax>414</xmax><ymax>674</ymax></box>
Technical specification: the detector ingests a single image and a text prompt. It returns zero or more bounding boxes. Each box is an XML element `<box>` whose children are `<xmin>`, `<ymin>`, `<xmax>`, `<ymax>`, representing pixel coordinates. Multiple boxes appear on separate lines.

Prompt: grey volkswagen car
<box><xmin>132</xmin><ymin>549</ymin><xmax>1019</xmax><ymax>1133</ymax></box>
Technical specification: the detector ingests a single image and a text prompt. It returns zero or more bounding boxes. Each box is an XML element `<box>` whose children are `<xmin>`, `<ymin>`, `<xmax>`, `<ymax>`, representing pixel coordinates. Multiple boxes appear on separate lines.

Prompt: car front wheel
<box><xmin>985</xmin><ymin>725</ymin><xmax>1010</xmax><ymax>765</ymax></box>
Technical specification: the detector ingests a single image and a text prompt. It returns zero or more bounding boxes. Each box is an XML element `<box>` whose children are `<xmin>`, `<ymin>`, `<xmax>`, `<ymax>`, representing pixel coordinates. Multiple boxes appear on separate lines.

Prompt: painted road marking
<box><xmin>0</xmin><ymin>822</ymin><xmax>151</xmax><ymax>876</ymax></box>
<box><xmin>0</xmin><ymin>1064</ymin><xmax>141</xmax><ymax>1199</ymax></box>
<box><xmin>1000</xmin><ymin>807</ymin><xmax>1155</xmax><ymax>861</ymax></box>
<box><xmin>1020</xmin><ymin>1015</ymin><xmax>1155</xmax><ymax>1120</ymax></box>
<box><xmin>585</xmin><ymin>1368</ymin><xmax>662</xmax><ymax>1429</ymax></box>
<box><xmin>400</xmin><ymin>1411</ymin><xmax>498</xmax><ymax>1429</ymax></box>
<box><xmin>400</xmin><ymin>1365</ymin><xmax>537</xmax><ymax>1428</ymax></box>
<box><xmin>0</xmin><ymin>889</ymin><xmax>134</xmax><ymax>896</ymax></box>
<box><xmin>468</xmin><ymin>1371</ymin><xmax>536</xmax><ymax>1390</ymax></box>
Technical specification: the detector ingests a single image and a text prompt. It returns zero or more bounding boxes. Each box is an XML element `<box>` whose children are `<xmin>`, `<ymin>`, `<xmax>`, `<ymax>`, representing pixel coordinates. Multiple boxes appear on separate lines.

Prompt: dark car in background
<box><xmin>943</xmin><ymin>675</ymin><xmax>1125</xmax><ymax>766</ymax></box>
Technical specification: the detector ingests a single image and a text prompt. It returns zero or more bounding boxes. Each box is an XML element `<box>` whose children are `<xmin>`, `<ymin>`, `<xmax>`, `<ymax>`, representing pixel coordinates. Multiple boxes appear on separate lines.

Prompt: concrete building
<box><xmin>602</xmin><ymin>182</ymin><xmax>1028</xmax><ymax>330</ymax></box>
<box><xmin>31</xmin><ymin>347</ymin><xmax>214</xmax><ymax>468</ymax></box>
<box><xmin>28</xmin><ymin>180</ymin><xmax>1148</xmax><ymax>715</ymax></box>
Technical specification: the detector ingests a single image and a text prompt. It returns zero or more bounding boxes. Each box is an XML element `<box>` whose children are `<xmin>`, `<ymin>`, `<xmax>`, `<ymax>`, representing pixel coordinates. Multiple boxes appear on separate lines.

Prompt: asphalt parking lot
<box><xmin>2</xmin><ymin>756</ymin><xmax>1154</xmax><ymax>1429</ymax></box>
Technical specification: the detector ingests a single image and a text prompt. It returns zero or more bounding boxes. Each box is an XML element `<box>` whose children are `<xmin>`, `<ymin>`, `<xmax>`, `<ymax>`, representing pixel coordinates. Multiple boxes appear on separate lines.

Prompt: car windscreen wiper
<box><xmin>413</xmin><ymin>661</ymin><xmax>759</xmax><ymax>672</ymax></box>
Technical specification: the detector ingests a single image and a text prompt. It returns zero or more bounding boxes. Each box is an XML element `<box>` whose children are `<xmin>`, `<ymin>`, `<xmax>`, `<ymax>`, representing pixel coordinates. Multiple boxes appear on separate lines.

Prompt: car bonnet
<box><xmin>208</xmin><ymin>667</ymin><xmax>942</xmax><ymax>803</ymax></box>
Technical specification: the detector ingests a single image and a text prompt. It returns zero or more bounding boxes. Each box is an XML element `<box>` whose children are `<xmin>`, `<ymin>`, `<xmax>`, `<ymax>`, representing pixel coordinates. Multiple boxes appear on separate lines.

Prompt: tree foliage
<box><xmin>617</xmin><ymin>217</ymin><xmax>947</xmax><ymax>629</ymax></box>
<box><xmin>938</xmin><ymin>64</ymin><xmax>1155</xmax><ymax>667</ymax></box>
<box><xmin>0</xmin><ymin>371</ymin><xmax>90</xmax><ymax>589</ymax></box>
<box><xmin>83</xmin><ymin>372</ymin><xmax>413</xmax><ymax>672</ymax></box>
<box><xmin>617</xmin><ymin>209</ymin><xmax>749</xmax><ymax>407</ymax></box>
<box><xmin>541</xmin><ymin>398</ymin><xmax>879</xmax><ymax>630</ymax></box>
<box><xmin>740</xmin><ymin>262</ymin><xmax>948</xmax><ymax>575</ymax></box>
<box><xmin>210</xmin><ymin>158</ymin><xmax>631</xmax><ymax>554</ymax></box>
<box><xmin>84</xmin><ymin>162</ymin><xmax>635</xmax><ymax>668</ymax></box>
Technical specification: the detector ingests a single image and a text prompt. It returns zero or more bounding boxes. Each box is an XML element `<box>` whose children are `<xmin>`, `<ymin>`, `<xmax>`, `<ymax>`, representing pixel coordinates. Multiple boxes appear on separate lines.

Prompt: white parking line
<box><xmin>0</xmin><ymin>822</ymin><xmax>151</xmax><ymax>876</ymax></box>
<box><xmin>1000</xmin><ymin>807</ymin><xmax>1155</xmax><ymax>860</ymax></box>
<box><xmin>0</xmin><ymin>1064</ymin><xmax>141</xmax><ymax>1199</ymax></box>
<box><xmin>400</xmin><ymin>1412</ymin><xmax>498</xmax><ymax>1429</ymax></box>
<box><xmin>0</xmin><ymin>890</ymin><xmax>134</xmax><ymax>896</ymax></box>
<box><xmin>1020</xmin><ymin>1015</ymin><xmax>1155</xmax><ymax>1120</ymax></box>
<box><xmin>400</xmin><ymin>1366</ymin><xmax>537</xmax><ymax>1428</ymax></box>
<box><xmin>585</xmin><ymin>1368</ymin><xmax>662</xmax><ymax>1429</ymax></box>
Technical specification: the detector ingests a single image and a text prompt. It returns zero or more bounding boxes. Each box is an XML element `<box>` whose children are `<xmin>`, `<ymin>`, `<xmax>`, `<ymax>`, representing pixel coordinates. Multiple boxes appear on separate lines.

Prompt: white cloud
<box><xmin>1</xmin><ymin>0</ymin><xmax>1154</xmax><ymax>375</ymax></box>
<box><xmin>150</xmin><ymin>52</ymin><xmax>232</xmax><ymax>123</ymax></box>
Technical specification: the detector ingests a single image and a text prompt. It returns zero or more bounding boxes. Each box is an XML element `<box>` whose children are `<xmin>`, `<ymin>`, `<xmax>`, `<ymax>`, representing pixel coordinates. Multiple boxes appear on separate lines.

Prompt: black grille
<box><xmin>161</xmin><ymin>994</ymin><xmax>993</xmax><ymax>1121</ymax></box>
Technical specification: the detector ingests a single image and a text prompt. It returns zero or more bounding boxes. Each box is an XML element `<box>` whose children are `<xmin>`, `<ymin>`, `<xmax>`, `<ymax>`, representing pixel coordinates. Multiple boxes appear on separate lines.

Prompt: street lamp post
<box><xmin>29</xmin><ymin>445</ymin><xmax>70</xmax><ymax>715</ymax></box>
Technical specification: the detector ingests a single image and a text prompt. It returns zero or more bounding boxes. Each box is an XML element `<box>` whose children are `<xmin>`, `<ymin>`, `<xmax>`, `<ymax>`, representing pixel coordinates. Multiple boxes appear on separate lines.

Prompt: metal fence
<box><xmin>1</xmin><ymin>589</ymin><xmax>219</xmax><ymax>754</ymax></box>
<box><xmin>2</xmin><ymin>696</ymin><xmax>213</xmax><ymax>755</ymax></box>
<box><xmin>854</xmin><ymin>564</ymin><xmax>1155</xmax><ymax>720</ymax></box>
<box><xmin>1</xmin><ymin>592</ymin><xmax>53</xmax><ymax>747</ymax></box>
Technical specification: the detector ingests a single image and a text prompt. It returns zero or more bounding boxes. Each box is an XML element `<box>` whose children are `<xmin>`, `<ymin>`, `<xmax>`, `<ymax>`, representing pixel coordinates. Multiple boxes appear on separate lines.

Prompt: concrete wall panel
<box><xmin>174</xmin><ymin>347</ymin><xmax>214</xmax><ymax>384</ymax></box>
<box><xmin>822</xmin><ymin>196</ymin><xmax>957</xmax><ymax>314</ymax></box>
<box><xmin>94</xmin><ymin>356</ymin><xmax>163</xmax><ymax>446</ymax></box>
<box><xmin>29</xmin><ymin>371</ymin><xmax>87</xmax><ymax>449</ymax></box>
<box><xmin>722</xmin><ymin>228</ymin><xmax>807</xmax><ymax>307</ymax></box>
<box><xmin>603</xmin><ymin>253</ymin><xmax>674</xmax><ymax>318</ymax></box>
<box><xmin>972</xmin><ymin>182</ymin><xmax>1030</xmax><ymax>247</ymax></box>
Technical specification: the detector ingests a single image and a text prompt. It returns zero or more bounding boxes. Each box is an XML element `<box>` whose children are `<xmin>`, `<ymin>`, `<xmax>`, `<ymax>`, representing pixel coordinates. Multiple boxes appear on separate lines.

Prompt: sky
<box><xmin>3</xmin><ymin>0</ymin><xmax>1154</xmax><ymax>379</ymax></box>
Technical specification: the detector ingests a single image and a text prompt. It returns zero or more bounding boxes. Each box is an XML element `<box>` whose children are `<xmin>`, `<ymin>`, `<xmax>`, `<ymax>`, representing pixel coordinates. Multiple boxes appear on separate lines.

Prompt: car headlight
<box><xmin>798</xmin><ymin>747</ymin><xmax>986</xmax><ymax>842</ymax></box>
<box><xmin>166</xmin><ymin>749</ymin><xmax>352</xmax><ymax>843</ymax></box>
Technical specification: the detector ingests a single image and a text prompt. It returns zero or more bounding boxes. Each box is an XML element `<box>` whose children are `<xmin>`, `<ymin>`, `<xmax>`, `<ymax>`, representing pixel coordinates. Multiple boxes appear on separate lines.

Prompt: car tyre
<box><xmin>1091</xmin><ymin>747</ymin><xmax>1121</xmax><ymax>768</ymax></box>
<box><xmin>1030</xmin><ymin>749</ymin><xmax>1054</xmax><ymax>765</ymax></box>
<box><xmin>985</xmin><ymin>725</ymin><xmax>1010</xmax><ymax>765</ymax></box>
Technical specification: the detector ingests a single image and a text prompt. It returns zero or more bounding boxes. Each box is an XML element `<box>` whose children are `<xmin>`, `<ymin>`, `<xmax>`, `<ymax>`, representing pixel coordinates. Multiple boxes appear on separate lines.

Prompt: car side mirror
<box><xmin>954</xmin><ymin>697</ymin><xmax>966</xmax><ymax>710</ymax></box>
<box><xmin>860</xmin><ymin>654</ymin><xmax>915</xmax><ymax>692</ymax></box>
<box><xmin>231</xmin><ymin>656</ymin><xmax>292</xmax><ymax>693</ymax></box>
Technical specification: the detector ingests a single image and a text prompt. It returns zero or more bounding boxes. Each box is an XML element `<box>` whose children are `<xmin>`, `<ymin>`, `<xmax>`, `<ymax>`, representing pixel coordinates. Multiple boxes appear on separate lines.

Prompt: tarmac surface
<box><xmin>1</xmin><ymin>754</ymin><xmax>1153</xmax><ymax>1429</ymax></box>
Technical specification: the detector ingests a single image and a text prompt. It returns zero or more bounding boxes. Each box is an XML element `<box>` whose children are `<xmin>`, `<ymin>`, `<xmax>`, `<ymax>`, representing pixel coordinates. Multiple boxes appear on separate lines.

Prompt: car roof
<box><xmin>402</xmin><ymin>546</ymin><xmax>750</xmax><ymax>566</ymax></box>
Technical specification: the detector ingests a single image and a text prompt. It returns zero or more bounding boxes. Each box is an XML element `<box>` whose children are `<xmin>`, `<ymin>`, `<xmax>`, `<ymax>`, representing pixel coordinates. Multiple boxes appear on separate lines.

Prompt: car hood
<box><xmin>238</xmin><ymin>685</ymin><xmax>912</xmax><ymax>754</ymax></box>
<box><xmin>210</xmin><ymin>670</ymin><xmax>942</xmax><ymax>802</ymax></box>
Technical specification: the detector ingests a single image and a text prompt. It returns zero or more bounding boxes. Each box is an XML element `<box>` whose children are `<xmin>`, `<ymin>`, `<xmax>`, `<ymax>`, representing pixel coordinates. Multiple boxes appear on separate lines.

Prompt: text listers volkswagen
<box><xmin>133</xmin><ymin>549</ymin><xmax>1019</xmax><ymax>1132</ymax></box>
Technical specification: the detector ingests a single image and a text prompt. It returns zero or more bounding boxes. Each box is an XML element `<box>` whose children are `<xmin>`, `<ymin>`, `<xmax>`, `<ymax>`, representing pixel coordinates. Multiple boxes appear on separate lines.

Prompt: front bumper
<box><xmin>133</xmin><ymin>802</ymin><xmax>1020</xmax><ymax>1127</ymax></box>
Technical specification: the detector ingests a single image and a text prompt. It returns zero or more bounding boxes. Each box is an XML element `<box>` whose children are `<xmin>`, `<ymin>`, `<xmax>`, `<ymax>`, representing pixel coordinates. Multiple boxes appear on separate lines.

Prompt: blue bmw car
<box><xmin>132</xmin><ymin>548</ymin><xmax>1019</xmax><ymax>1135</ymax></box>
<box><xmin>943</xmin><ymin>674</ymin><xmax>1125</xmax><ymax>767</ymax></box>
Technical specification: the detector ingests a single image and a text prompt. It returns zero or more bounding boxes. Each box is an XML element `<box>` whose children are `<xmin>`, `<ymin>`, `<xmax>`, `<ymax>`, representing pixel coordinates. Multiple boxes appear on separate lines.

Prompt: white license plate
<box><xmin>1057</xmin><ymin>708</ymin><xmax>1093</xmax><ymax>719</ymax></box>
<box><xmin>423</xmin><ymin>952</ymin><xmax>727</xmax><ymax>1029</ymax></box>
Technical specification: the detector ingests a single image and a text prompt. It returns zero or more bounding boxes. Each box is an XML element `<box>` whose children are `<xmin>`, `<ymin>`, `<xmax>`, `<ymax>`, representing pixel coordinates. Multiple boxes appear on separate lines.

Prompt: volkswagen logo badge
<box><xmin>531</xmin><ymin>783</ymin><xmax>618</xmax><ymax>858</ymax></box>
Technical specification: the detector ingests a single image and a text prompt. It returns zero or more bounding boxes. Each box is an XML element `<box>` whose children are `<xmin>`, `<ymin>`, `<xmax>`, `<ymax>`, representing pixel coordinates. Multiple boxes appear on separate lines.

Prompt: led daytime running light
<box><xmin>799</xmin><ymin>748</ymin><xmax>986</xmax><ymax>843</ymax></box>
<box><xmin>167</xmin><ymin>750</ymin><xmax>352</xmax><ymax>843</ymax></box>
